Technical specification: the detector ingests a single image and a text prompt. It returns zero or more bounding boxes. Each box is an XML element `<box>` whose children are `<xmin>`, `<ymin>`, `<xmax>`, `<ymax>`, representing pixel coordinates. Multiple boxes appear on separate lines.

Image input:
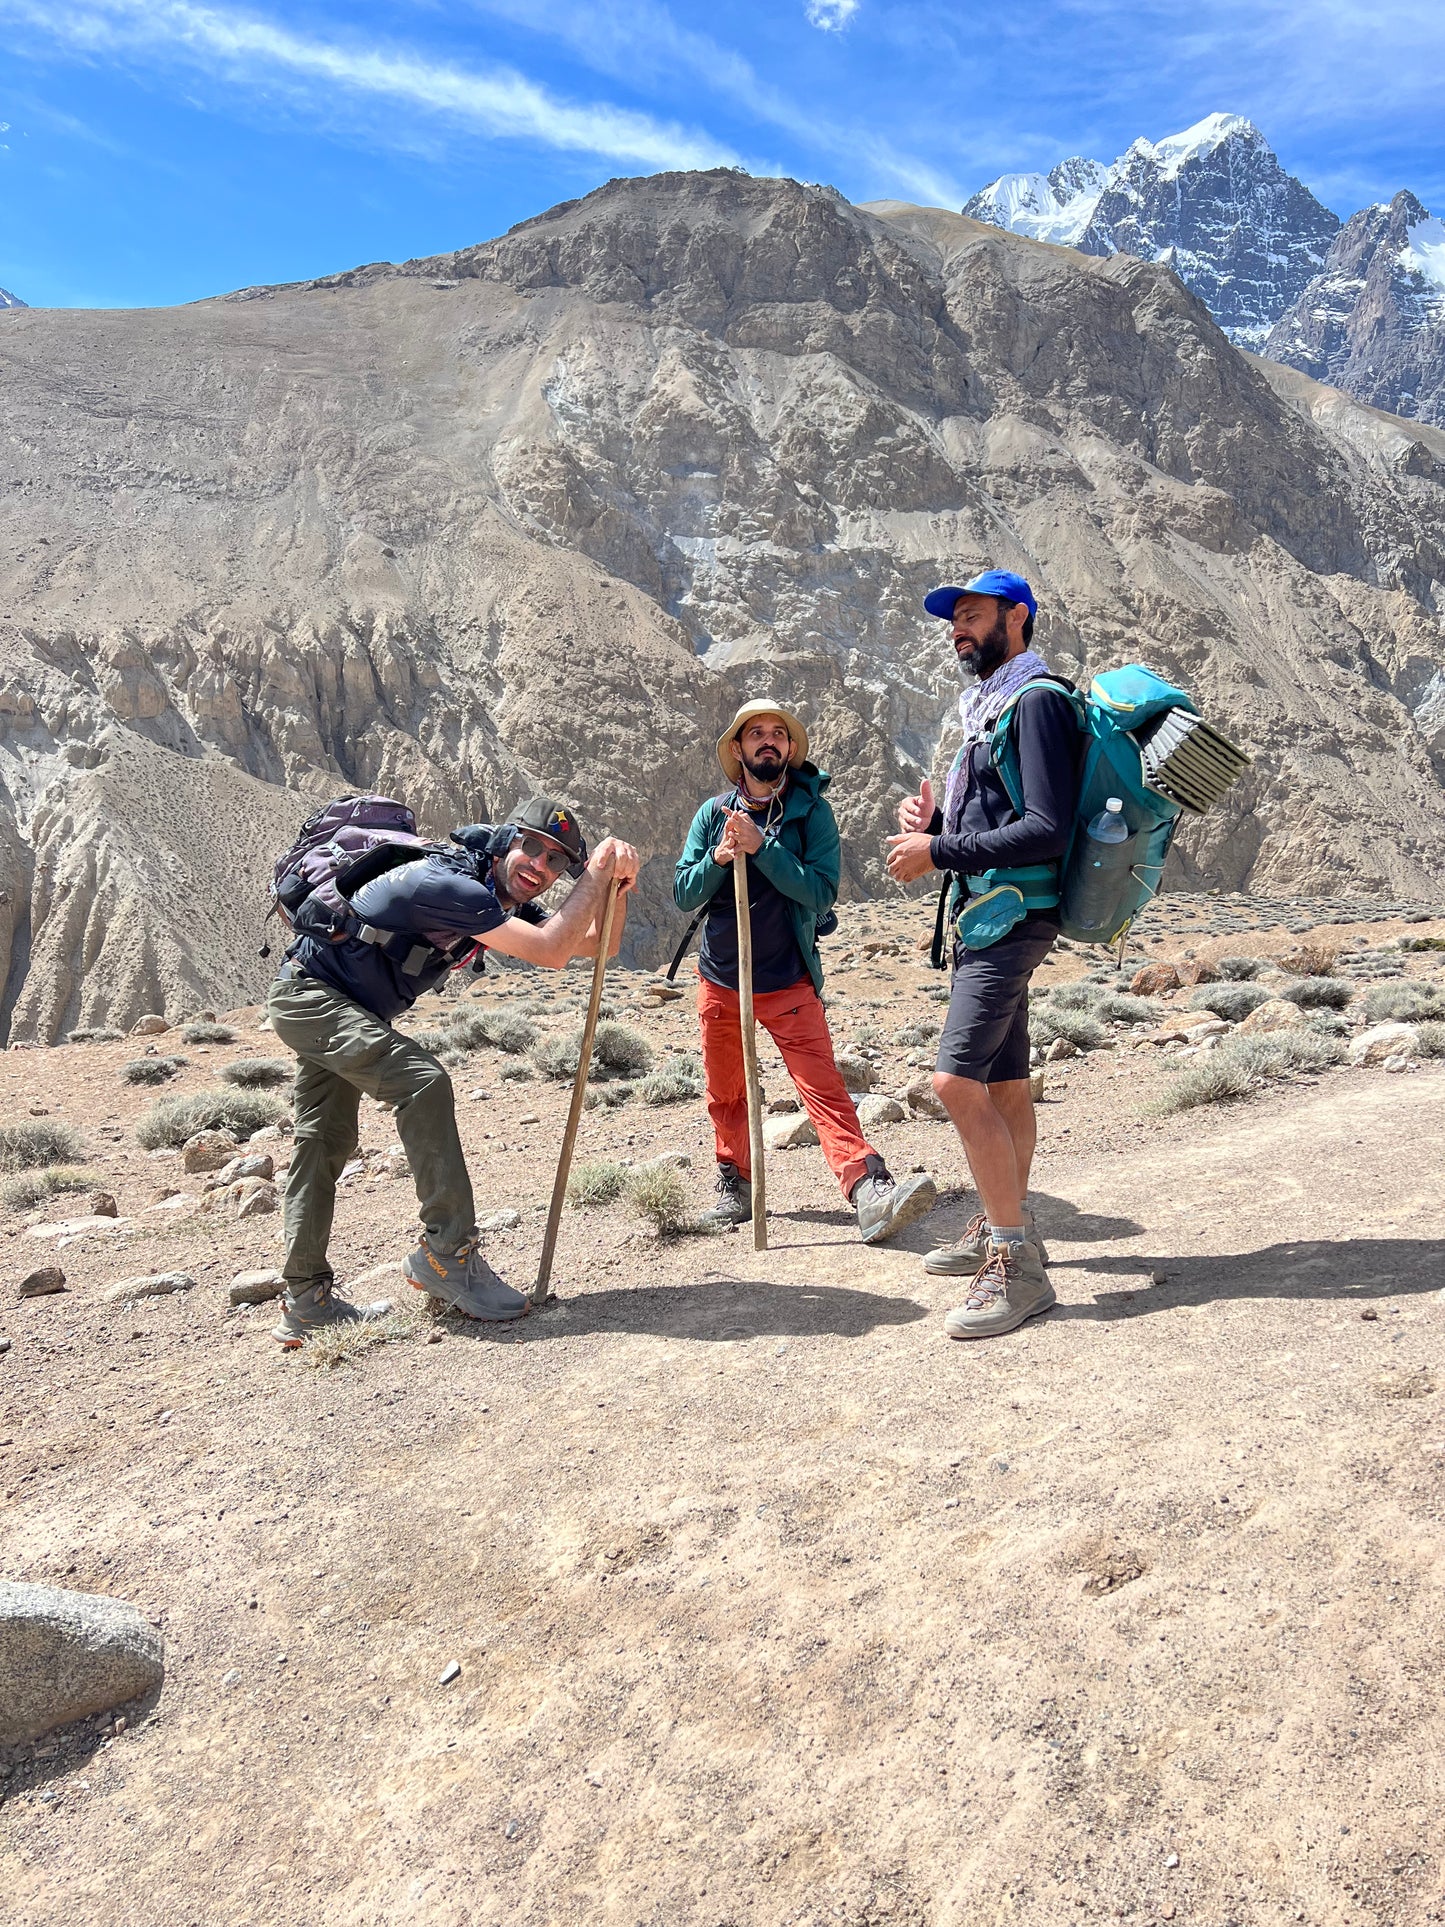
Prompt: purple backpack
<box><xmin>265</xmin><ymin>795</ymin><xmax>433</xmax><ymax>945</ymax></box>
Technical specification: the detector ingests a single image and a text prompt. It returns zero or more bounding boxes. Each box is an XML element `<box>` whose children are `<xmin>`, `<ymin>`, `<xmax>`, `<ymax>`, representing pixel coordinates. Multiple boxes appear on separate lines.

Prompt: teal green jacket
<box><xmin>673</xmin><ymin>765</ymin><xmax>838</xmax><ymax>995</ymax></box>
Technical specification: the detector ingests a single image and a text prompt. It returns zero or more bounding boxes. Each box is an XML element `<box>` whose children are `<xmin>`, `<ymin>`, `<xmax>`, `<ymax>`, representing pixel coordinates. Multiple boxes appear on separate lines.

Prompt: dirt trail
<box><xmin>4</xmin><ymin>1049</ymin><xmax>1443</xmax><ymax>1927</ymax></box>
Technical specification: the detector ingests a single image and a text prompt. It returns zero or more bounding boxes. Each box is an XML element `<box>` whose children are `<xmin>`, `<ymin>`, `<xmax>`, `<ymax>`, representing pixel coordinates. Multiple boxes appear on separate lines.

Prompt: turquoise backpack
<box><xmin>946</xmin><ymin>664</ymin><xmax>1228</xmax><ymax>953</ymax></box>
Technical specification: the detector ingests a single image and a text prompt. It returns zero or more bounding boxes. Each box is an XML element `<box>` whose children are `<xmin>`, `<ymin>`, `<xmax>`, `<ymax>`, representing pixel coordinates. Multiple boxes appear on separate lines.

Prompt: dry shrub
<box><xmin>1281</xmin><ymin>977</ymin><xmax>1352</xmax><ymax>1010</ymax></box>
<box><xmin>1030</xmin><ymin>1007</ymin><xmax>1106</xmax><ymax>1051</ymax></box>
<box><xmin>625</xmin><ymin>1165</ymin><xmax>694</xmax><ymax>1237</ymax></box>
<box><xmin>220</xmin><ymin>1058</ymin><xmax>293</xmax><ymax>1088</ymax></box>
<box><xmin>300</xmin><ymin>1300</ymin><xmax>423</xmax><ymax>1370</ymax></box>
<box><xmin>448</xmin><ymin>1008</ymin><xmax>536</xmax><ymax>1054</ymax></box>
<box><xmin>1363</xmin><ymin>981</ymin><xmax>1441</xmax><ymax>1024</ymax></box>
<box><xmin>1217</xmin><ymin>955</ymin><xmax>1264</xmax><ymax>980</ymax></box>
<box><xmin>68</xmin><ymin>1027</ymin><xmax>124</xmax><ymax>1044</ymax></box>
<box><xmin>1</xmin><ymin>1165</ymin><xmax>95</xmax><ymax>1211</ymax></box>
<box><xmin>1278</xmin><ymin>941</ymin><xmax>1341</xmax><ymax>976</ymax></box>
<box><xmin>122</xmin><ymin>1056</ymin><xmax>187</xmax><ymax>1085</ymax></box>
<box><xmin>637</xmin><ymin>1057</ymin><xmax>705</xmax><ymax>1105</ymax></box>
<box><xmin>136</xmin><ymin>1089</ymin><xmax>287</xmax><ymax>1148</ymax></box>
<box><xmin>593</xmin><ymin>1021</ymin><xmax>653</xmax><ymax>1077</ymax></box>
<box><xmin>0</xmin><ymin>1119</ymin><xmax>85</xmax><ymax>1172</ymax></box>
<box><xmin>567</xmin><ymin>1160</ymin><xmax>629</xmax><ymax>1207</ymax></box>
<box><xmin>1186</xmin><ymin>983</ymin><xmax>1271</xmax><ymax>1023</ymax></box>
<box><xmin>181</xmin><ymin>1021</ymin><xmax>239</xmax><ymax>1045</ymax></box>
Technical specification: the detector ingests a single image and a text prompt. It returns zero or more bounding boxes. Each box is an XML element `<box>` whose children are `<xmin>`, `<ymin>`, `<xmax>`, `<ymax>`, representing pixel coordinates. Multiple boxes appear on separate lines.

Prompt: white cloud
<box><xmin>1</xmin><ymin>0</ymin><xmax>742</xmax><ymax>172</ymax></box>
<box><xmin>805</xmin><ymin>0</ymin><xmax>859</xmax><ymax>27</ymax></box>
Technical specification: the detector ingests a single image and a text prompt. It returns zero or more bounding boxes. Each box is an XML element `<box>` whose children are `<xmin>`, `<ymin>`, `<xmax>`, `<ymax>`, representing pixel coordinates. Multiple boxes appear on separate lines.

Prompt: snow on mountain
<box><xmin>0</xmin><ymin>288</ymin><xmax>27</xmax><ymax>310</ymax></box>
<box><xmin>1266</xmin><ymin>192</ymin><xmax>1445</xmax><ymax>427</ymax></box>
<box><xmin>964</xmin><ymin>115</ymin><xmax>1339</xmax><ymax>347</ymax></box>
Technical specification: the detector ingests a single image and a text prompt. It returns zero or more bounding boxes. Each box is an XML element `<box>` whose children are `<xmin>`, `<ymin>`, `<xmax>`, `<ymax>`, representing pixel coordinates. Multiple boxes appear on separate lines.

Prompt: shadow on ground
<box><xmin>1050</xmin><ymin>1238</ymin><xmax>1444</xmax><ymax>1320</ymax></box>
<box><xmin>513</xmin><ymin>1276</ymin><xmax>931</xmax><ymax>1341</ymax></box>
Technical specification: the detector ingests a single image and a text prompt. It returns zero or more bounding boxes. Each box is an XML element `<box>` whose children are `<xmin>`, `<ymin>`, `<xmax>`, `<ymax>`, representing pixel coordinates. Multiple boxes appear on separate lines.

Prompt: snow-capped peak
<box><xmin>1142</xmin><ymin>112</ymin><xmax>1256</xmax><ymax>180</ymax></box>
<box><xmin>0</xmin><ymin>287</ymin><xmax>26</xmax><ymax>311</ymax></box>
<box><xmin>963</xmin><ymin>157</ymin><xmax>1106</xmax><ymax>247</ymax></box>
<box><xmin>1400</xmin><ymin>214</ymin><xmax>1445</xmax><ymax>295</ymax></box>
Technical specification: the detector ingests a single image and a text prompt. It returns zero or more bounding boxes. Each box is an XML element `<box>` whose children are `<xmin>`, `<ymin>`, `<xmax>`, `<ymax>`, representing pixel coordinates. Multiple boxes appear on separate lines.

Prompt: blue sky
<box><xmin>3</xmin><ymin>0</ymin><xmax>1443</xmax><ymax>308</ymax></box>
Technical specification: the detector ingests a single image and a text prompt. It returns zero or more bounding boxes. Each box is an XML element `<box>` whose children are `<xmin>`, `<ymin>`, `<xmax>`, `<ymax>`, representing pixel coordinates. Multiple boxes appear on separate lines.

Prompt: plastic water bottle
<box><xmin>1086</xmin><ymin>798</ymin><xmax>1130</xmax><ymax>846</ymax></box>
<box><xmin>1062</xmin><ymin>796</ymin><xmax>1136</xmax><ymax>938</ymax></box>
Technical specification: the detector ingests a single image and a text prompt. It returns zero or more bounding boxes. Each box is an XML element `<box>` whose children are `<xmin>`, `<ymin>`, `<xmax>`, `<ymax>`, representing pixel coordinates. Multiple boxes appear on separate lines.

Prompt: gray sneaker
<box><xmin>271</xmin><ymin>1278</ymin><xmax>388</xmax><ymax>1349</ymax></box>
<box><xmin>404</xmin><ymin>1235</ymin><xmax>527</xmax><ymax>1322</ymax></box>
<box><xmin>925</xmin><ymin>1205</ymin><xmax>1048</xmax><ymax>1275</ymax></box>
<box><xmin>853</xmin><ymin>1169</ymin><xmax>938</xmax><ymax>1244</ymax></box>
<box><xmin>943</xmin><ymin>1239</ymin><xmax>1056</xmax><ymax>1340</ymax></box>
<box><xmin>699</xmin><ymin>1162</ymin><xmax>752</xmax><ymax>1229</ymax></box>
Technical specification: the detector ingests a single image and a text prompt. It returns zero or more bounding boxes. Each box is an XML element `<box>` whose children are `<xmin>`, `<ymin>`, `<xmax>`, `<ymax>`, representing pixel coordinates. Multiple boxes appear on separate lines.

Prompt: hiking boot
<box><xmin>943</xmin><ymin>1240</ymin><xmax>1056</xmax><ymax>1340</ymax></box>
<box><xmin>925</xmin><ymin>1205</ymin><xmax>1048</xmax><ymax>1275</ymax></box>
<box><xmin>404</xmin><ymin>1234</ymin><xmax>527</xmax><ymax>1322</ymax></box>
<box><xmin>698</xmin><ymin>1162</ymin><xmax>752</xmax><ymax>1229</ymax></box>
<box><xmin>271</xmin><ymin>1278</ymin><xmax>388</xmax><ymax>1349</ymax></box>
<box><xmin>852</xmin><ymin>1165</ymin><xmax>938</xmax><ymax>1245</ymax></box>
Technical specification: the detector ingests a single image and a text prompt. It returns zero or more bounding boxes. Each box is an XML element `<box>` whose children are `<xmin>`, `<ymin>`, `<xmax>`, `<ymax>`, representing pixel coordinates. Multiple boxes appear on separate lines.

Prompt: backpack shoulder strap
<box><xmin>987</xmin><ymin>678</ymin><xmax>1085</xmax><ymax>817</ymax></box>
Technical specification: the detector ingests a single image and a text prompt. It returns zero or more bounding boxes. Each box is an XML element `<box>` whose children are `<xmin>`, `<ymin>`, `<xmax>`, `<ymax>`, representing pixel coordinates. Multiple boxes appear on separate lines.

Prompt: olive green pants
<box><xmin>267</xmin><ymin>973</ymin><xmax>475</xmax><ymax>1292</ymax></box>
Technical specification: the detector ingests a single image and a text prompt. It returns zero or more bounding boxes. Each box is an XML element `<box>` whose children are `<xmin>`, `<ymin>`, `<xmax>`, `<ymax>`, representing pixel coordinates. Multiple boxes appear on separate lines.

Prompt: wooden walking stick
<box><xmin>733</xmin><ymin>855</ymin><xmax>768</xmax><ymax>1251</ymax></box>
<box><xmin>532</xmin><ymin>875</ymin><xmax>621</xmax><ymax>1306</ymax></box>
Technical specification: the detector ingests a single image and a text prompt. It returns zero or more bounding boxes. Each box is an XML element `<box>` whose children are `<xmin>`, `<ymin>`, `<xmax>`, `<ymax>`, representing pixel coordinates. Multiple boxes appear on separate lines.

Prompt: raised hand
<box><xmin>897</xmin><ymin>776</ymin><xmax>935</xmax><ymax>835</ymax></box>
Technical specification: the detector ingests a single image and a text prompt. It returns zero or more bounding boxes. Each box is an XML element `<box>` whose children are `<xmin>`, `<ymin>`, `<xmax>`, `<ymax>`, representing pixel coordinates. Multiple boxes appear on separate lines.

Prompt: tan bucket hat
<box><xmin>716</xmin><ymin>701</ymin><xmax>809</xmax><ymax>784</ymax></box>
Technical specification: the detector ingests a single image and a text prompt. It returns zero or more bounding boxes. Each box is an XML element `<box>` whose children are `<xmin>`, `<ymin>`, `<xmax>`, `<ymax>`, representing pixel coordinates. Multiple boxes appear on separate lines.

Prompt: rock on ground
<box><xmin>129</xmin><ymin>1015</ymin><xmax>169</xmax><ymax>1036</ymax></box>
<box><xmin>904</xmin><ymin>1074</ymin><xmax>950</xmax><ymax>1121</ymax></box>
<box><xmin>1238</xmin><ymin>998</ymin><xmax>1305</xmax><ymax>1033</ymax></box>
<box><xmin>102</xmin><ymin>1272</ymin><xmax>197</xmax><ymax>1305</ymax></box>
<box><xmin>228</xmin><ymin>1268</ymin><xmax>284</xmax><ymax>1306</ymax></box>
<box><xmin>17</xmin><ymin>1266</ymin><xmax>66</xmax><ymax>1299</ymax></box>
<box><xmin>182</xmin><ymin>1130</ymin><xmax>240</xmax><ymax>1174</ymax></box>
<box><xmin>1351</xmin><ymin>1021</ymin><xmax>1421</xmax><ymax>1065</ymax></box>
<box><xmin>0</xmin><ymin>1582</ymin><xmax>164</xmax><ymax>1744</ymax></box>
<box><xmin>763</xmin><ymin>1114</ymin><xmax>820</xmax><ymax>1151</ymax></box>
<box><xmin>855</xmin><ymin>1094</ymin><xmax>906</xmax><ymax>1128</ymax></box>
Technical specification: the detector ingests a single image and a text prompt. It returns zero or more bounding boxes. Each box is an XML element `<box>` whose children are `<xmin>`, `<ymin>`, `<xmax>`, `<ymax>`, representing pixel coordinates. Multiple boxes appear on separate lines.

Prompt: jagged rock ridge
<box><xmin>965</xmin><ymin>114</ymin><xmax>1340</xmax><ymax>346</ymax></box>
<box><xmin>1267</xmin><ymin>192</ymin><xmax>1445</xmax><ymax>427</ymax></box>
<box><xmin>1</xmin><ymin>170</ymin><xmax>1444</xmax><ymax>1040</ymax></box>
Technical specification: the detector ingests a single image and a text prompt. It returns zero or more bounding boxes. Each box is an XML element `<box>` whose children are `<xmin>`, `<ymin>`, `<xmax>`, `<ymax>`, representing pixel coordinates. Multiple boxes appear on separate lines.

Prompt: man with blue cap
<box><xmin>886</xmin><ymin>570</ymin><xmax>1082</xmax><ymax>1340</ymax></box>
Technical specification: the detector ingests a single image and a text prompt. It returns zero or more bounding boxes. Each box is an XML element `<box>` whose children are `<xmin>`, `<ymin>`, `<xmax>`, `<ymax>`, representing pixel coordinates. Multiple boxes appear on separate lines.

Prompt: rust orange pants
<box><xmin>697</xmin><ymin>974</ymin><xmax>876</xmax><ymax>1198</ymax></box>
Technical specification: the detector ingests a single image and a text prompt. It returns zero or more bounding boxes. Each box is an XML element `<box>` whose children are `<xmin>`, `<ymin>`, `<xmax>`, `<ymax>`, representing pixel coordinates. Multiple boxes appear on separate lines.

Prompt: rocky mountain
<box><xmin>1266</xmin><ymin>192</ymin><xmax>1445</xmax><ymax>427</ymax></box>
<box><xmin>2</xmin><ymin>170</ymin><xmax>1445</xmax><ymax>1040</ymax></box>
<box><xmin>965</xmin><ymin>115</ymin><xmax>1340</xmax><ymax>347</ymax></box>
<box><xmin>0</xmin><ymin>288</ymin><xmax>27</xmax><ymax>310</ymax></box>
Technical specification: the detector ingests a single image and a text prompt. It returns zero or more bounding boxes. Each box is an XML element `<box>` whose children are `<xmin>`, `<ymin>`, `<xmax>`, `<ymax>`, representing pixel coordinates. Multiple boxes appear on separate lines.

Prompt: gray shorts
<box><xmin>936</xmin><ymin>917</ymin><xmax>1059</xmax><ymax>1084</ymax></box>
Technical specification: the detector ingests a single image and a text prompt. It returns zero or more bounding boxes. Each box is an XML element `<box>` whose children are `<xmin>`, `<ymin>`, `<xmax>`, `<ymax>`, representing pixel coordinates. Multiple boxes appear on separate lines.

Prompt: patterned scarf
<box><xmin>943</xmin><ymin>647</ymin><xmax>1053</xmax><ymax>832</ymax></box>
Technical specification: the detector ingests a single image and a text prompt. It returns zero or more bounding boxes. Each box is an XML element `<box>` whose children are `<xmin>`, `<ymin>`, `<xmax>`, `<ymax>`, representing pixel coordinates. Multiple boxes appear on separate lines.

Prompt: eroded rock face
<box><xmin>1</xmin><ymin>169</ymin><xmax>1443</xmax><ymax>1040</ymax></box>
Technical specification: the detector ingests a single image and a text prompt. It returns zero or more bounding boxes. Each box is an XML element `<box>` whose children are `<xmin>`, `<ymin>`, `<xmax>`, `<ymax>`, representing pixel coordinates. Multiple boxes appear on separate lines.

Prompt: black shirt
<box><xmin>698</xmin><ymin>792</ymin><xmax>809</xmax><ymax>996</ymax></box>
<box><xmin>929</xmin><ymin>684</ymin><xmax>1082</xmax><ymax>876</ymax></box>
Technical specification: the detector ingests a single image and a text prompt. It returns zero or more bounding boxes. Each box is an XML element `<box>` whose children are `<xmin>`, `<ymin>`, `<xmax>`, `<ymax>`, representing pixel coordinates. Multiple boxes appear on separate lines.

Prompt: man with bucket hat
<box><xmin>267</xmin><ymin>794</ymin><xmax>638</xmax><ymax>1346</ymax></box>
<box><xmin>675</xmin><ymin>702</ymin><xmax>937</xmax><ymax>1242</ymax></box>
<box><xmin>886</xmin><ymin>571</ymin><xmax>1083</xmax><ymax>1339</ymax></box>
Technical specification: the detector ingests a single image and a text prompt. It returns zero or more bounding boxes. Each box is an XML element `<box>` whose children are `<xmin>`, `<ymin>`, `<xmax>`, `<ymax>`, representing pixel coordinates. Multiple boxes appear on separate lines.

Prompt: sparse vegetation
<box><xmin>1217</xmin><ymin>955</ymin><xmax>1264</xmax><ymax>979</ymax></box>
<box><xmin>122</xmin><ymin>1055</ymin><xmax>187</xmax><ymax>1085</ymax></box>
<box><xmin>498</xmin><ymin>1061</ymin><xmax>533</xmax><ymax>1082</ymax></box>
<box><xmin>301</xmin><ymin>1299</ymin><xmax>424</xmax><ymax>1370</ymax></box>
<box><xmin>181</xmin><ymin>1021</ymin><xmax>239</xmax><ymax>1045</ymax></box>
<box><xmin>625</xmin><ymin>1164</ymin><xmax>695</xmax><ymax>1237</ymax></box>
<box><xmin>135</xmin><ymin>1089</ymin><xmax>287</xmax><ymax>1148</ymax></box>
<box><xmin>67</xmin><ymin>1026</ymin><xmax>124</xmax><ymax>1044</ymax></box>
<box><xmin>1</xmin><ymin>1165</ymin><xmax>95</xmax><ymax>1211</ymax></box>
<box><xmin>1030</xmin><ymin>1007</ymin><xmax>1106</xmax><ymax>1051</ymax></box>
<box><xmin>636</xmin><ymin>1056</ymin><xmax>705</xmax><ymax>1105</ymax></box>
<box><xmin>1152</xmin><ymin>1030</ymin><xmax>1343</xmax><ymax>1115</ymax></box>
<box><xmin>1187</xmin><ymin>983</ymin><xmax>1272</xmax><ymax>1023</ymax></box>
<box><xmin>1092</xmin><ymin>992</ymin><xmax>1159</xmax><ymax>1026</ymax></box>
<box><xmin>448</xmin><ymin>1008</ymin><xmax>537</xmax><ymax>1055</ymax></box>
<box><xmin>893</xmin><ymin>1020</ymin><xmax>940</xmax><ymax>1048</ymax></box>
<box><xmin>0</xmin><ymin>1119</ymin><xmax>85</xmax><ymax>1172</ymax></box>
<box><xmin>593</xmin><ymin>1021</ymin><xmax>653</xmax><ymax>1078</ymax></box>
<box><xmin>532</xmin><ymin>1030</ymin><xmax>582</xmax><ymax>1081</ymax></box>
<box><xmin>220</xmin><ymin>1058</ymin><xmax>294</xmax><ymax>1088</ymax></box>
<box><xmin>567</xmin><ymin>1160</ymin><xmax>629</xmax><ymax>1207</ymax></box>
<box><xmin>1278</xmin><ymin>942</ymin><xmax>1341</xmax><ymax>976</ymax></box>
<box><xmin>583</xmin><ymin>1081</ymin><xmax>636</xmax><ymax>1110</ymax></box>
<box><xmin>1281</xmin><ymin>977</ymin><xmax>1352</xmax><ymax>1010</ymax></box>
<box><xmin>1414</xmin><ymin>1021</ymin><xmax>1445</xmax><ymax>1058</ymax></box>
<box><xmin>1362</xmin><ymin>982</ymin><xmax>1441</xmax><ymax>1024</ymax></box>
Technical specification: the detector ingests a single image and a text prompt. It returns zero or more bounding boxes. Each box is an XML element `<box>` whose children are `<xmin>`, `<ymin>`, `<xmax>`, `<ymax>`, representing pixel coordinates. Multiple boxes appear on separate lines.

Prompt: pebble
<box><xmin>438</xmin><ymin>1660</ymin><xmax>461</xmax><ymax>1685</ymax></box>
<box><xmin>0</xmin><ymin>1337</ymin><xmax>10</xmax><ymax>1355</ymax></box>
<box><xmin>426</xmin><ymin>1329</ymin><xmax>444</xmax><ymax>1345</ymax></box>
<box><xmin>18</xmin><ymin>1267</ymin><xmax>67</xmax><ymax>1299</ymax></box>
<box><xmin>220</xmin><ymin>1669</ymin><xmax>242</xmax><ymax>1689</ymax></box>
<box><xmin>1164</xmin><ymin>1852</ymin><xmax>1180</xmax><ymax>1869</ymax></box>
<box><xmin>476</xmin><ymin>1210</ymin><xmax>522</xmax><ymax>1233</ymax></box>
<box><xmin>504</xmin><ymin>1818</ymin><xmax>521</xmax><ymax>1840</ymax></box>
<box><xmin>518</xmin><ymin>1113</ymin><xmax>540</xmax><ymax>1126</ymax></box>
<box><xmin>86</xmin><ymin>1192</ymin><xmax>119</xmax><ymax>1219</ymax></box>
<box><xmin>1361</xmin><ymin>1308</ymin><xmax>1379</xmax><ymax>1321</ymax></box>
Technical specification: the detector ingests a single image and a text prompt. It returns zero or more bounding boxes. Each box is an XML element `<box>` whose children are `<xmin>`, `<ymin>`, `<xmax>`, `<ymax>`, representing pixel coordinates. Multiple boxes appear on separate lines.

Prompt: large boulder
<box><xmin>1237</xmin><ymin>998</ymin><xmax>1304</xmax><ymax>1034</ymax></box>
<box><xmin>0</xmin><ymin>1583</ymin><xmax>164</xmax><ymax>1743</ymax></box>
<box><xmin>1130</xmin><ymin>962</ymin><xmax>1181</xmax><ymax>995</ymax></box>
<box><xmin>1350</xmin><ymin>1022</ymin><xmax>1420</xmax><ymax>1065</ymax></box>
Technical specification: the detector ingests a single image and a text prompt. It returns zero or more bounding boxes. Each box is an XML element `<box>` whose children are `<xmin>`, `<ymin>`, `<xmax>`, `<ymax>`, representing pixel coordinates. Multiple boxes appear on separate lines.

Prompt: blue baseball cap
<box><xmin>924</xmin><ymin>570</ymin><xmax>1037</xmax><ymax>621</ymax></box>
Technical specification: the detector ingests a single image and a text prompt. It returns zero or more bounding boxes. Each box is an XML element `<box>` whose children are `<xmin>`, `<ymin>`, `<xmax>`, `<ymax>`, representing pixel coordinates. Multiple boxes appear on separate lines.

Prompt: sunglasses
<box><xmin>515</xmin><ymin>833</ymin><xmax>571</xmax><ymax>874</ymax></box>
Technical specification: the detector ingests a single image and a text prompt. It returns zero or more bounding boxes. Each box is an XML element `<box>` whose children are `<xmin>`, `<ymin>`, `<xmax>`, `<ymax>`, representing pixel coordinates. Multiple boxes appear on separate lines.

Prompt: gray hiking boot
<box><xmin>271</xmin><ymin>1278</ymin><xmax>388</xmax><ymax>1349</ymax></box>
<box><xmin>943</xmin><ymin>1239</ymin><xmax>1056</xmax><ymax>1340</ymax></box>
<box><xmin>698</xmin><ymin>1162</ymin><xmax>752</xmax><ymax>1229</ymax></box>
<box><xmin>852</xmin><ymin>1163</ymin><xmax>938</xmax><ymax>1244</ymax></box>
<box><xmin>404</xmin><ymin>1234</ymin><xmax>527</xmax><ymax>1322</ymax></box>
<box><xmin>925</xmin><ymin>1205</ymin><xmax>1048</xmax><ymax>1275</ymax></box>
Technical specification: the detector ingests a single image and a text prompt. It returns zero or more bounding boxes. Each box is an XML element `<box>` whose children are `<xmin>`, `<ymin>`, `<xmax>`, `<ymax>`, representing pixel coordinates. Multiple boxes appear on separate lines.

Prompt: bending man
<box><xmin>677</xmin><ymin>701</ymin><xmax>937</xmax><ymax>1243</ymax></box>
<box><xmin>887</xmin><ymin>573</ymin><xmax>1081</xmax><ymax>1339</ymax></box>
<box><xmin>268</xmin><ymin>797</ymin><xmax>638</xmax><ymax>1346</ymax></box>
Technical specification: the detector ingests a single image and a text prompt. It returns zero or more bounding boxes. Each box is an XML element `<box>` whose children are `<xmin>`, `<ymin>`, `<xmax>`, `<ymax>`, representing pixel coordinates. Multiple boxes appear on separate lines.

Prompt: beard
<box><xmin>742</xmin><ymin>747</ymin><xmax>786</xmax><ymax>783</ymax></box>
<box><xmin>956</xmin><ymin>610</ymin><xmax>1012</xmax><ymax>681</ymax></box>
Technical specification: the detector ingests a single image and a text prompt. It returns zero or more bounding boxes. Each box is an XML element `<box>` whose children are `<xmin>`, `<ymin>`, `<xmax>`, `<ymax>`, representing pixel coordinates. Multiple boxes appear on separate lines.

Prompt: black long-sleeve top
<box><xmin>929</xmin><ymin>685</ymin><xmax>1082</xmax><ymax>876</ymax></box>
